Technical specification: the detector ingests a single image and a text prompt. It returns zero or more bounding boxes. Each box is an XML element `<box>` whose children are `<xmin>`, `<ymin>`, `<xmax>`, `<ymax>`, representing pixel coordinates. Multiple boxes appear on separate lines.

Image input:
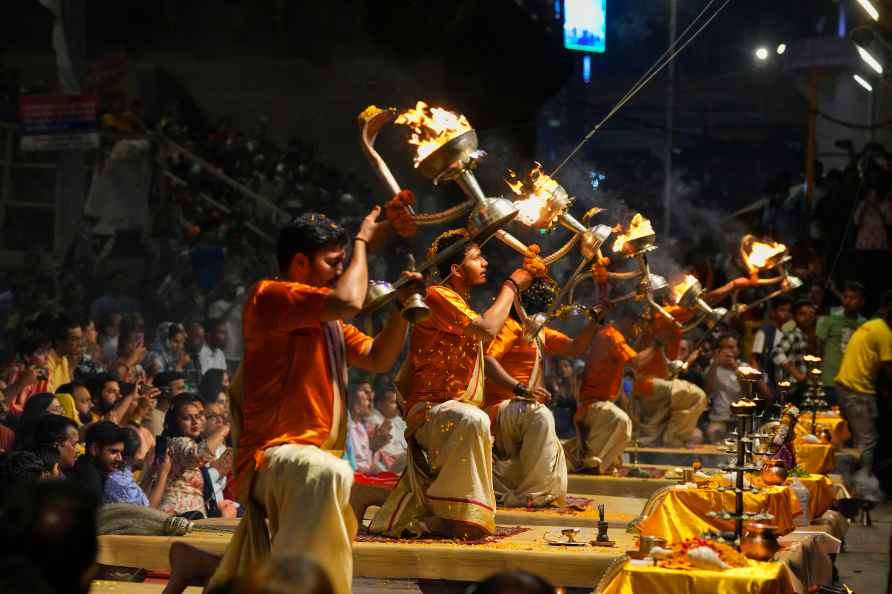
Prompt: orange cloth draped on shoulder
<box><xmin>403</xmin><ymin>285</ymin><xmax>481</xmax><ymax>412</ymax></box>
<box><xmin>794</xmin><ymin>415</ymin><xmax>851</xmax><ymax>445</ymax></box>
<box><xmin>483</xmin><ymin>318</ymin><xmax>572</xmax><ymax>407</ymax></box>
<box><xmin>794</xmin><ymin>440</ymin><xmax>835</xmax><ymax>475</ymax></box>
<box><xmin>577</xmin><ymin>325</ymin><xmax>636</xmax><ymax>414</ymax></box>
<box><xmin>636</xmin><ymin>485</ymin><xmax>802</xmax><ymax>542</ymax></box>
<box><xmin>599</xmin><ymin>559</ymin><xmax>798</xmax><ymax>594</ymax></box>
<box><xmin>632</xmin><ymin>305</ymin><xmax>697</xmax><ymax>397</ymax></box>
<box><xmin>235</xmin><ymin>279</ymin><xmax>373</xmax><ymax>492</ymax></box>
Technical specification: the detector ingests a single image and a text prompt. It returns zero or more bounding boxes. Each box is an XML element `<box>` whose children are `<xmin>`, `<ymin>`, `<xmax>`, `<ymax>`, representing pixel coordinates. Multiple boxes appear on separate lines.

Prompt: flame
<box><xmin>611</xmin><ymin>213</ymin><xmax>654</xmax><ymax>253</ymax></box>
<box><xmin>505</xmin><ymin>163</ymin><xmax>563</xmax><ymax>227</ymax></box>
<box><xmin>671</xmin><ymin>274</ymin><xmax>699</xmax><ymax>304</ymax></box>
<box><xmin>745</xmin><ymin>240</ymin><xmax>786</xmax><ymax>269</ymax></box>
<box><xmin>395</xmin><ymin>101</ymin><xmax>472</xmax><ymax>166</ymax></box>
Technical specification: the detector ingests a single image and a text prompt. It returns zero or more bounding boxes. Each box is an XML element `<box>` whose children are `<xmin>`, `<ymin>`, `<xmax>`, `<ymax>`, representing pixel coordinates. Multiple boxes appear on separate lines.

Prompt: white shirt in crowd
<box><xmin>209</xmin><ymin>295</ymin><xmax>244</xmax><ymax>364</ymax></box>
<box><xmin>366</xmin><ymin>409</ymin><xmax>408</xmax><ymax>474</ymax></box>
<box><xmin>348</xmin><ymin>414</ymin><xmax>374</xmax><ymax>474</ymax></box>
<box><xmin>751</xmin><ymin>327</ymin><xmax>783</xmax><ymax>358</ymax></box>
<box><xmin>199</xmin><ymin>344</ymin><xmax>227</xmax><ymax>374</ymax></box>
<box><xmin>206</xmin><ymin>443</ymin><xmax>229</xmax><ymax>503</ymax></box>
<box><xmin>709</xmin><ymin>365</ymin><xmax>741</xmax><ymax>423</ymax></box>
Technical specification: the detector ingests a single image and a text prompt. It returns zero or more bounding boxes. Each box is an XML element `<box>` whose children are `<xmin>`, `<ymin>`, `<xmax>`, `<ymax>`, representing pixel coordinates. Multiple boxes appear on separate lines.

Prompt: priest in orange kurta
<box><xmin>482</xmin><ymin>278</ymin><xmax>600</xmax><ymax>507</ymax></box>
<box><xmin>631</xmin><ymin>276</ymin><xmax>751</xmax><ymax>447</ymax></box>
<box><xmin>369</xmin><ymin>229</ymin><xmax>533</xmax><ymax>540</ymax></box>
<box><xmin>208</xmin><ymin>208</ymin><xmax>421</xmax><ymax>594</ymax></box>
<box><xmin>567</xmin><ymin>322</ymin><xmax>657</xmax><ymax>473</ymax></box>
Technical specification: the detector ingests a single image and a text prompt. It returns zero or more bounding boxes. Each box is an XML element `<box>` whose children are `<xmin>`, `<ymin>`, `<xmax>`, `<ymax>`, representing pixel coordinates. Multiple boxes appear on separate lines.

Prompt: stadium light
<box><xmin>855</xmin><ymin>0</ymin><xmax>880</xmax><ymax>22</ymax></box>
<box><xmin>755</xmin><ymin>47</ymin><xmax>769</xmax><ymax>61</ymax></box>
<box><xmin>856</xmin><ymin>45</ymin><xmax>884</xmax><ymax>74</ymax></box>
<box><xmin>853</xmin><ymin>73</ymin><xmax>873</xmax><ymax>92</ymax></box>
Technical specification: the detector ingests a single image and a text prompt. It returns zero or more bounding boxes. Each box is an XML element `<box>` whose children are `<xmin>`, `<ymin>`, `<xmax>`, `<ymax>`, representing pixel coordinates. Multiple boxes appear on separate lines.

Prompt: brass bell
<box><xmin>401</xmin><ymin>291</ymin><xmax>431</xmax><ymax>323</ymax></box>
<box><xmin>399</xmin><ymin>254</ymin><xmax>430</xmax><ymax>323</ymax></box>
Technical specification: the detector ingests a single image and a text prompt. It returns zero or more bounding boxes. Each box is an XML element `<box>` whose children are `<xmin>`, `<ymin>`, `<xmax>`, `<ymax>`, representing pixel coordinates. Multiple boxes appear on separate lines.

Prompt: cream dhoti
<box><xmin>492</xmin><ymin>399</ymin><xmax>567</xmax><ymax>507</ymax></box>
<box><xmin>210</xmin><ymin>444</ymin><xmax>356</xmax><ymax>594</ymax></box>
<box><xmin>633</xmin><ymin>378</ymin><xmax>707</xmax><ymax>447</ymax></box>
<box><xmin>369</xmin><ymin>399</ymin><xmax>496</xmax><ymax>537</ymax></box>
<box><xmin>566</xmin><ymin>399</ymin><xmax>632</xmax><ymax>472</ymax></box>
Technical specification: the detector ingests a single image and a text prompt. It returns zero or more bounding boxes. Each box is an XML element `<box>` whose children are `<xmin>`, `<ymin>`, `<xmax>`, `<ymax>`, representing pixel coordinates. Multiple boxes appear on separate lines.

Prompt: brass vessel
<box><xmin>760</xmin><ymin>460</ymin><xmax>788</xmax><ymax>486</ymax></box>
<box><xmin>741</xmin><ymin>523</ymin><xmax>780</xmax><ymax>561</ymax></box>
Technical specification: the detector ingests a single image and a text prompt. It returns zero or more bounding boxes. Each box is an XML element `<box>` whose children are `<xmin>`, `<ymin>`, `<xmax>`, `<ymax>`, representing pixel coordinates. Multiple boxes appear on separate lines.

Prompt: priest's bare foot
<box><xmin>349</xmin><ymin>483</ymin><xmax>391</xmax><ymax>524</ymax></box>
<box><xmin>162</xmin><ymin>542</ymin><xmax>221</xmax><ymax>594</ymax></box>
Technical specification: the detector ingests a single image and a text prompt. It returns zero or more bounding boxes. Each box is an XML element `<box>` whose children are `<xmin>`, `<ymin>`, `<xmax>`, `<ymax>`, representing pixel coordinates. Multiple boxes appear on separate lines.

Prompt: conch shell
<box><xmin>687</xmin><ymin>546</ymin><xmax>731</xmax><ymax>570</ymax></box>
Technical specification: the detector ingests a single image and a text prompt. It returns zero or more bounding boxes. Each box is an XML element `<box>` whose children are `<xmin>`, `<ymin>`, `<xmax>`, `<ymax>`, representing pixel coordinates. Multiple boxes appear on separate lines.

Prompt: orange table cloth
<box><xmin>598</xmin><ymin>559</ymin><xmax>800</xmax><ymax>594</ymax></box>
<box><xmin>636</xmin><ymin>485</ymin><xmax>802</xmax><ymax>543</ymax></box>
<box><xmin>794</xmin><ymin>415</ymin><xmax>851</xmax><ymax>446</ymax></box>
<box><xmin>794</xmin><ymin>440</ymin><xmax>835</xmax><ymax>475</ymax></box>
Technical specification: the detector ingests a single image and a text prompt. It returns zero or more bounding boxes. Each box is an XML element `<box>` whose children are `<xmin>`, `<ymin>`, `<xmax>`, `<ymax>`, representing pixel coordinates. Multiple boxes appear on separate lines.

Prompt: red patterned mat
<box><xmin>355</xmin><ymin>525</ymin><xmax>530</xmax><ymax>545</ymax></box>
<box><xmin>502</xmin><ymin>495</ymin><xmax>593</xmax><ymax>514</ymax></box>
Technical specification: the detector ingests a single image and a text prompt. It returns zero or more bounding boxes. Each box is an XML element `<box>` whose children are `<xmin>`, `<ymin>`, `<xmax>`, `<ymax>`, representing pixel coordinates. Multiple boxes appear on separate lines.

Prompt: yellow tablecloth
<box><xmin>794</xmin><ymin>415</ymin><xmax>851</xmax><ymax>445</ymax></box>
<box><xmin>794</xmin><ymin>440</ymin><xmax>835</xmax><ymax>475</ymax></box>
<box><xmin>598</xmin><ymin>559</ymin><xmax>799</xmax><ymax>594</ymax></box>
<box><xmin>636</xmin><ymin>485</ymin><xmax>802</xmax><ymax>542</ymax></box>
<box><xmin>749</xmin><ymin>474</ymin><xmax>836</xmax><ymax>522</ymax></box>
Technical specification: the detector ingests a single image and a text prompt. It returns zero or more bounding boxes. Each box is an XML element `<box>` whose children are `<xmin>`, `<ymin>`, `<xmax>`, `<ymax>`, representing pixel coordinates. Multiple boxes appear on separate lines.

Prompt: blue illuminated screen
<box><xmin>563</xmin><ymin>0</ymin><xmax>606</xmax><ymax>53</ymax></box>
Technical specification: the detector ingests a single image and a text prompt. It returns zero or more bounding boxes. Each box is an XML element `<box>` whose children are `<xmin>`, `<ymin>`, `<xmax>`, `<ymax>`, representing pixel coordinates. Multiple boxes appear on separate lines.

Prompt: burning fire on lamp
<box><xmin>740</xmin><ymin>235</ymin><xmax>789</xmax><ymax>275</ymax></box>
<box><xmin>505</xmin><ymin>163</ymin><xmax>613</xmax><ymax>262</ymax></box>
<box><xmin>732</xmin><ymin>235</ymin><xmax>803</xmax><ymax>314</ymax></box>
<box><xmin>395</xmin><ymin>101</ymin><xmax>518</xmax><ymax>239</ymax></box>
<box><xmin>670</xmin><ymin>274</ymin><xmax>729</xmax><ymax>330</ymax></box>
<box><xmin>607</xmin><ymin>213</ymin><xmax>681</xmax><ymax>327</ymax></box>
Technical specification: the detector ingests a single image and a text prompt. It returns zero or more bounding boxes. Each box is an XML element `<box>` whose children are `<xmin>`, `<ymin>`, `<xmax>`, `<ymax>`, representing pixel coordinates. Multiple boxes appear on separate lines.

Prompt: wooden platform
<box><xmin>97</xmin><ymin>524</ymin><xmax>635</xmax><ymax>588</ymax></box>
<box><xmin>494</xmin><ymin>494</ymin><xmax>645</xmax><ymax>528</ymax></box>
<box><xmin>568</xmin><ymin>466</ymin><xmax>682</xmax><ymax>499</ymax></box>
<box><xmin>90</xmin><ymin>582</ymin><xmax>201</xmax><ymax>594</ymax></box>
<box><xmin>627</xmin><ymin>444</ymin><xmax>861</xmax><ymax>470</ymax></box>
<box><xmin>358</xmin><ymin>494</ymin><xmax>646</xmax><ymax>530</ymax></box>
<box><xmin>625</xmin><ymin>444</ymin><xmax>729</xmax><ymax>467</ymax></box>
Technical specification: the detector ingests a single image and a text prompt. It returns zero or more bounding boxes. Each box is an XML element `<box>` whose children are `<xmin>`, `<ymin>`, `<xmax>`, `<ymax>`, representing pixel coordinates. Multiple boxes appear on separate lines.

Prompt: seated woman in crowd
<box><xmin>110</xmin><ymin>317</ymin><xmax>147</xmax><ymax>383</ymax></box>
<box><xmin>157</xmin><ymin>394</ymin><xmax>229</xmax><ymax>517</ymax></box>
<box><xmin>12</xmin><ymin>392</ymin><xmax>65</xmax><ymax>450</ymax></box>
<box><xmin>145</xmin><ymin>322</ymin><xmax>193</xmax><ymax>377</ymax></box>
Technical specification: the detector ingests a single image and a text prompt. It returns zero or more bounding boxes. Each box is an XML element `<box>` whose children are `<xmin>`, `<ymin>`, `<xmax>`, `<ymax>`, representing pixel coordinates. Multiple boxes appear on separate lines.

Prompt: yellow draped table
<box><xmin>794</xmin><ymin>414</ymin><xmax>851</xmax><ymax>446</ymax></box>
<box><xmin>598</xmin><ymin>559</ymin><xmax>800</xmax><ymax>594</ymax></box>
<box><xmin>794</xmin><ymin>439</ymin><xmax>835</xmax><ymax>475</ymax></box>
<box><xmin>636</xmin><ymin>484</ymin><xmax>802</xmax><ymax>542</ymax></box>
<box><xmin>752</xmin><ymin>474</ymin><xmax>836</xmax><ymax>523</ymax></box>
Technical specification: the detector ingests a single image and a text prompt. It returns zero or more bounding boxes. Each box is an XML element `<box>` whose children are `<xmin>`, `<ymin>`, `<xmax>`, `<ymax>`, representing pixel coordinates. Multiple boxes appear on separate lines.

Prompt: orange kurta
<box><xmin>632</xmin><ymin>305</ymin><xmax>697</xmax><ymax>397</ymax></box>
<box><xmin>578</xmin><ymin>324</ymin><xmax>636</xmax><ymax>404</ymax></box>
<box><xmin>235</xmin><ymin>279</ymin><xmax>373</xmax><ymax>486</ymax></box>
<box><xmin>483</xmin><ymin>318</ymin><xmax>573</xmax><ymax>408</ymax></box>
<box><xmin>404</xmin><ymin>285</ymin><xmax>481</xmax><ymax>411</ymax></box>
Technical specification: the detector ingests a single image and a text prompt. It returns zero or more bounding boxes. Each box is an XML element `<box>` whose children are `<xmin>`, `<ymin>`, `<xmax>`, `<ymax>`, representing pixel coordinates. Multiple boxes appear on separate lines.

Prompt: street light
<box><xmin>855</xmin><ymin>0</ymin><xmax>880</xmax><ymax>22</ymax></box>
<box><xmin>854</xmin><ymin>73</ymin><xmax>874</xmax><ymax>92</ymax></box>
<box><xmin>755</xmin><ymin>47</ymin><xmax>769</xmax><ymax>61</ymax></box>
<box><xmin>776</xmin><ymin>43</ymin><xmax>787</xmax><ymax>55</ymax></box>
